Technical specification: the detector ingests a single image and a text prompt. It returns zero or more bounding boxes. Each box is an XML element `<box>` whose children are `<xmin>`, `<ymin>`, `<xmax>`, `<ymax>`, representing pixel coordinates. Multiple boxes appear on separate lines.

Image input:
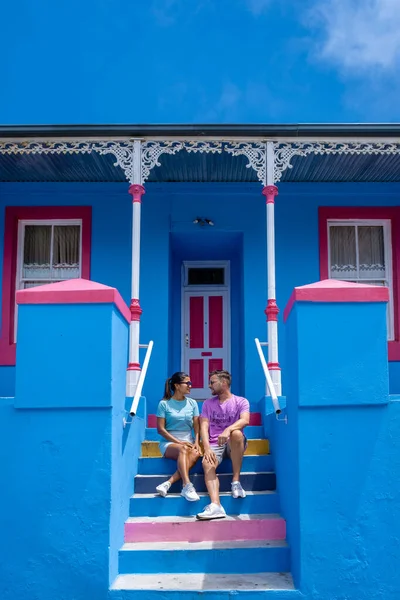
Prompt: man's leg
<box><xmin>228</xmin><ymin>430</ymin><xmax>245</xmax><ymax>482</ymax></box>
<box><xmin>203</xmin><ymin>459</ymin><xmax>220</xmax><ymax>505</ymax></box>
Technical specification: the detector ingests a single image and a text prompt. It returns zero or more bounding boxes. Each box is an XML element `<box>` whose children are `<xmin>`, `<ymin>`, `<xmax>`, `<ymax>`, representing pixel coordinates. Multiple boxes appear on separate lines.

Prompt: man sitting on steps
<box><xmin>196</xmin><ymin>369</ymin><xmax>250</xmax><ymax>521</ymax></box>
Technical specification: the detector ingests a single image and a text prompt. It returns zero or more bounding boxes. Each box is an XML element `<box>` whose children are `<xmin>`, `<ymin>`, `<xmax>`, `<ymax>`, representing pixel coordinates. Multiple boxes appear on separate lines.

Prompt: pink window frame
<box><xmin>319</xmin><ymin>206</ymin><xmax>400</xmax><ymax>361</ymax></box>
<box><xmin>0</xmin><ymin>206</ymin><xmax>92</xmax><ymax>366</ymax></box>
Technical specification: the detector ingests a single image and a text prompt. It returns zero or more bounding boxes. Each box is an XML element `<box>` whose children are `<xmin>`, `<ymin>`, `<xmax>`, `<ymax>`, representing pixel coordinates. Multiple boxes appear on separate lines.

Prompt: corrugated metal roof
<box><xmin>1</xmin><ymin>145</ymin><xmax>400</xmax><ymax>183</ymax></box>
<box><xmin>281</xmin><ymin>152</ymin><xmax>400</xmax><ymax>182</ymax></box>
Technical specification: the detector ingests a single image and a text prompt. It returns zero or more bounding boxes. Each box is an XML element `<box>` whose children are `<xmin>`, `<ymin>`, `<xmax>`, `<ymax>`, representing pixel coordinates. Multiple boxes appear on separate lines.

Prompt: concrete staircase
<box><xmin>110</xmin><ymin>409</ymin><xmax>297</xmax><ymax>598</ymax></box>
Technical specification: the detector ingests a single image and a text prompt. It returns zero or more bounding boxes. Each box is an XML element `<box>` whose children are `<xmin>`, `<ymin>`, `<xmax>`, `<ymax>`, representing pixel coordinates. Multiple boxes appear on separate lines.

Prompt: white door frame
<box><xmin>181</xmin><ymin>260</ymin><xmax>231</xmax><ymax>397</ymax></box>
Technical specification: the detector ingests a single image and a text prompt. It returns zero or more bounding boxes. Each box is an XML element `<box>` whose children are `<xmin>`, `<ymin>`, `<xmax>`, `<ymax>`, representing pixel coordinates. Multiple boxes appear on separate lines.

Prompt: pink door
<box><xmin>183</xmin><ymin>290</ymin><xmax>229</xmax><ymax>399</ymax></box>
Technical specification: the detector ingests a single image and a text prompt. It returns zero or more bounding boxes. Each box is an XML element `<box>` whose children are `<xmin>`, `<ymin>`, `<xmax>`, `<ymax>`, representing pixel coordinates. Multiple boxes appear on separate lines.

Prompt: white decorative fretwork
<box><xmin>141</xmin><ymin>141</ymin><xmax>183</xmax><ymax>183</ymax></box>
<box><xmin>0</xmin><ymin>139</ymin><xmax>136</xmax><ymax>182</ymax></box>
<box><xmin>224</xmin><ymin>141</ymin><xmax>266</xmax><ymax>184</ymax></box>
<box><xmin>141</xmin><ymin>140</ymin><xmax>223</xmax><ymax>182</ymax></box>
<box><xmin>274</xmin><ymin>141</ymin><xmax>400</xmax><ymax>183</ymax></box>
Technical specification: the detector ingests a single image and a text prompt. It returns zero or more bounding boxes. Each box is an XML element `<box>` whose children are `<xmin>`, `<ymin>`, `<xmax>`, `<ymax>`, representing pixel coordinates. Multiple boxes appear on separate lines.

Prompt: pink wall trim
<box><xmin>318</xmin><ymin>206</ymin><xmax>400</xmax><ymax>361</ymax></box>
<box><xmin>128</xmin><ymin>184</ymin><xmax>145</xmax><ymax>203</ymax></box>
<box><xmin>284</xmin><ymin>279</ymin><xmax>390</xmax><ymax>323</ymax></box>
<box><xmin>265</xmin><ymin>298</ymin><xmax>279</xmax><ymax>322</ymax></box>
<box><xmin>262</xmin><ymin>185</ymin><xmax>278</xmax><ymax>204</ymax></box>
<box><xmin>16</xmin><ymin>278</ymin><xmax>131</xmax><ymax>323</ymax></box>
<box><xmin>124</xmin><ymin>516</ymin><xmax>286</xmax><ymax>543</ymax></box>
<box><xmin>130</xmin><ymin>298</ymin><xmax>142</xmax><ymax>322</ymax></box>
<box><xmin>0</xmin><ymin>206</ymin><xmax>92</xmax><ymax>366</ymax></box>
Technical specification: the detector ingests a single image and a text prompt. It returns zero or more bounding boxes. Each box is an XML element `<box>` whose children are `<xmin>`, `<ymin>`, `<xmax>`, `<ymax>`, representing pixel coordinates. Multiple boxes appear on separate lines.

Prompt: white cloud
<box><xmin>245</xmin><ymin>0</ymin><xmax>271</xmax><ymax>16</ymax></box>
<box><xmin>311</xmin><ymin>0</ymin><xmax>400</xmax><ymax>71</ymax></box>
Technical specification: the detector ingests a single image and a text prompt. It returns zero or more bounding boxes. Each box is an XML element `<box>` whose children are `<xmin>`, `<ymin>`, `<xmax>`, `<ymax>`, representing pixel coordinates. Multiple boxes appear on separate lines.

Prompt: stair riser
<box><xmin>130</xmin><ymin>493</ymin><xmax>281</xmax><ymax>517</ymax></box>
<box><xmin>119</xmin><ymin>546</ymin><xmax>290</xmax><ymax>574</ymax></box>
<box><xmin>124</xmin><ymin>518</ymin><xmax>286</xmax><ymax>543</ymax></box>
<box><xmin>144</xmin><ymin>426</ymin><xmax>264</xmax><ymax>442</ymax></box>
<box><xmin>134</xmin><ymin>472</ymin><xmax>276</xmax><ymax>494</ymax></box>
<box><xmin>138</xmin><ymin>454</ymin><xmax>273</xmax><ymax>475</ymax></box>
<box><xmin>147</xmin><ymin>412</ymin><xmax>262</xmax><ymax>428</ymax></box>
<box><xmin>141</xmin><ymin>439</ymin><xmax>269</xmax><ymax>458</ymax></box>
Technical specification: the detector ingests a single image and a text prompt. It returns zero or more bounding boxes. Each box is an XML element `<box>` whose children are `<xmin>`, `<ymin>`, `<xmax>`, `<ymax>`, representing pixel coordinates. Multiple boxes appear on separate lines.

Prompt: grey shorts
<box><xmin>211</xmin><ymin>434</ymin><xmax>247</xmax><ymax>465</ymax></box>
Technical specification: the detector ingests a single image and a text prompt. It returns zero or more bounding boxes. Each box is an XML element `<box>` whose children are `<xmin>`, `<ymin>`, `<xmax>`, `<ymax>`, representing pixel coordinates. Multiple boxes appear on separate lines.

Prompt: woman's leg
<box><xmin>164</xmin><ymin>445</ymin><xmax>200</xmax><ymax>486</ymax></box>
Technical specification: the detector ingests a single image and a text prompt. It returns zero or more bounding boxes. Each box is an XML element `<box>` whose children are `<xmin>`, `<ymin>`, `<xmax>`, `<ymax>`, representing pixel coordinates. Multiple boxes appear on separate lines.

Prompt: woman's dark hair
<box><xmin>163</xmin><ymin>372</ymin><xmax>189</xmax><ymax>400</ymax></box>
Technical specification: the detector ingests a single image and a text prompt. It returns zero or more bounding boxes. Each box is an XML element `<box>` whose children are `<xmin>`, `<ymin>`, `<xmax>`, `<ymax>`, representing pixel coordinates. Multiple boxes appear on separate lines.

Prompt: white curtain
<box><xmin>23</xmin><ymin>224</ymin><xmax>80</xmax><ymax>283</ymax></box>
<box><xmin>329</xmin><ymin>225</ymin><xmax>385</xmax><ymax>281</ymax></box>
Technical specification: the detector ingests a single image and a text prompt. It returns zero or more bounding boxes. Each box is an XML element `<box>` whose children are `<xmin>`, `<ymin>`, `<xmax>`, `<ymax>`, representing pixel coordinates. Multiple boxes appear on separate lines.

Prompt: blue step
<box><xmin>144</xmin><ymin>425</ymin><xmax>264</xmax><ymax>441</ymax></box>
<box><xmin>130</xmin><ymin>491</ymin><xmax>281</xmax><ymax>517</ymax></box>
<box><xmin>138</xmin><ymin>454</ymin><xmax>273</xmax><ymax>475</ymax></box>
<box><xmin>134</xmin><ymin>472</ymin><xmax>276</xmax><ymax>494</ymax></box>
<box><xmin>118</xmin><ymin>540</ymin><xmax>289</xmax><ymax>574</ymax></box>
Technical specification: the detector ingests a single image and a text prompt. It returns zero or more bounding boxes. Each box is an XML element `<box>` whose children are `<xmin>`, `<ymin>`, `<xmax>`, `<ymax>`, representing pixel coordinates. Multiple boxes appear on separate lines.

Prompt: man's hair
<box><xmin>209</xmin><ymin>369</ymin><xmax>232</xmax><ymax>387</ymax></box>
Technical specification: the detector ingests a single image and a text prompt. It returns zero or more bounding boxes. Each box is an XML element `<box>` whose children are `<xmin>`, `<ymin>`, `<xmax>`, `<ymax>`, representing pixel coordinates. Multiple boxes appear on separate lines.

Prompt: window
<box><xmin>319</xmin><ymin>207</ymin><xmax>400</xmax><ymax>361</ymax></box>
<box><xmin>328</xmin><ymin>221</ymin><xmax>394</xmax><ymax>339</ymax></box>
<box><xmin>0</xmin><ymin>207</ymin><xmax>91</xmax><ymax>365</ymax></box>
<box><xmin>188</xmin><ymin>267</ymin><xmax>225</xmax><ymax>286</ymax></box>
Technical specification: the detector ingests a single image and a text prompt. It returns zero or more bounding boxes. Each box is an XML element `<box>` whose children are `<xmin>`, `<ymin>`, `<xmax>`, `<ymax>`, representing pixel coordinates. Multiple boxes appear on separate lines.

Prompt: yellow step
<box><xmin>141</xmin><ymin>439</ymin><xmax>270</xmax><ymax>458</ymax></box>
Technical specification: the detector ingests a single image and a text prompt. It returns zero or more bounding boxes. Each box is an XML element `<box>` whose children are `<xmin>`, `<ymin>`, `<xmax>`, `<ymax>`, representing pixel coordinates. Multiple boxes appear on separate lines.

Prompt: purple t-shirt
<box><xmin>201</xmin><ymin>394</ymin><xmax>250</xmax><ymax>445</ymax></box>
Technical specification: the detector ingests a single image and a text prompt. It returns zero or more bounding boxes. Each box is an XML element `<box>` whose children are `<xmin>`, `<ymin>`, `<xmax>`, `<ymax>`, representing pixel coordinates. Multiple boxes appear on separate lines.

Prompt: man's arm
<box><xmin>217</xmin><ymin>411</ymin><xmax>250</xmax><ymax>446</ymax></box>
<box><xmin>200</xmin><ymin>417</ymin><xmax>218</xmax><ymax>465</ymax></box>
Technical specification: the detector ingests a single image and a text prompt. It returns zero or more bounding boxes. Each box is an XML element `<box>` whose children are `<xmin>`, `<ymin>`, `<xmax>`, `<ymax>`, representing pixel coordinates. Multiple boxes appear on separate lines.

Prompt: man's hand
<box><xmin>218</xmin><ymin>428</ymin><xmax>231</xmax><ymax>446</ymax></box>
<box><xmin>193</xmin><ymin>442</ymin><xmax>202</xmax><ymax>455</ymax></box>
<box><xmin>202</xmin><ymin>448</ymin><xmax>218</xmax><ymax>466</ymax></box>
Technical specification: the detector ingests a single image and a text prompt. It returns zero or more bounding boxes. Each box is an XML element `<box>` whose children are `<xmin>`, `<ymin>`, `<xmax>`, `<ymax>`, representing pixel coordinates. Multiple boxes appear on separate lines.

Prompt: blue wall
<box><xmin>1</xmin><ymin>181</ymin><xmax>400</xmax><ymax>406</ymax></box>
<box><xmin>266</xmin><ymin>284</ymin><xmax>400</xmax><ymax>599</ymax></box>
<box><xmin>0</xmin><ymin>291</ymin><xmax>145</xmax><ymax>600</ymax></box>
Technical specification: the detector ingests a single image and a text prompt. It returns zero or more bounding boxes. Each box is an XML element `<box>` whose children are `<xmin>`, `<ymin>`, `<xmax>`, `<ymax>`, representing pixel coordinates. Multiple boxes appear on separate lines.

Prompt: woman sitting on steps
<box><xmin>155</xmin><ymin>372</ymin><xmax>201</xmax><ymax>501</ymax></box>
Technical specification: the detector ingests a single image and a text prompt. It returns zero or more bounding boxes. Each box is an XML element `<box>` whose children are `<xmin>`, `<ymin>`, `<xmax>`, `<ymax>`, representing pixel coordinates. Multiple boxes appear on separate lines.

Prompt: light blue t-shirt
<box><xmin>156</xmin><ymin>397</ymin><xmax>199</xmax><ymax>455</ymax></box>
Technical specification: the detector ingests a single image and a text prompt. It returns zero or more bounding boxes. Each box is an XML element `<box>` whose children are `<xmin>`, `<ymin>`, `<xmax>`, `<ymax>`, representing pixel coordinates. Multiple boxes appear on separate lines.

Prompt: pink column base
<box><xmin>124</xmin><ymin>516</ymin><xmax>286</xmax><ymax>543</ymax></box>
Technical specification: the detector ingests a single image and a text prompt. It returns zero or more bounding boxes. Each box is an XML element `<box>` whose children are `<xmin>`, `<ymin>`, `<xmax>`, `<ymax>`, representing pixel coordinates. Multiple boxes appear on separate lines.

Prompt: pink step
<box><xmin>124</xmin><ymin>515</ymin><xmax>285</xmax><ymax>543</ymax></box>
<box><xmin>147</xmin><ymin>412</ymin><xmax>262</xmax><ymax>428</ymax></box>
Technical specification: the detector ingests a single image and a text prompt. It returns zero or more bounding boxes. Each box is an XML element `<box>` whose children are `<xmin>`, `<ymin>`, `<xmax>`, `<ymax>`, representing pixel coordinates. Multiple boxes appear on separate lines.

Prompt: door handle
<box><xmin>185</xmin><ymin>333</ymin><xmax>189</xmax><ymax>347</ymax></box>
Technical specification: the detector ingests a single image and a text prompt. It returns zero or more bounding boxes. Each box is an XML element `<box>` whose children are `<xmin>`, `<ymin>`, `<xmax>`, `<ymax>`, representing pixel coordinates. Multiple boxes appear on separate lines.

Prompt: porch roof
<box><xmin>1</xmin><ymin>123</ymin><xmax>400</xmax><ymax>184</ymax></box>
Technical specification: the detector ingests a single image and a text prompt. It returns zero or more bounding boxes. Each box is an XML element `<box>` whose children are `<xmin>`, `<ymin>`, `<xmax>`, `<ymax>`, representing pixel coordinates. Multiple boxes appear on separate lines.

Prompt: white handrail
<box><xmin>254</xmin><ymin>337</ymin><xmax>281</xmax><ymax>415</ymax></box>
<box><xmin>129</xmin><ymin>340</ymin><xmax>154</xmax><ymax>417</ymax></box>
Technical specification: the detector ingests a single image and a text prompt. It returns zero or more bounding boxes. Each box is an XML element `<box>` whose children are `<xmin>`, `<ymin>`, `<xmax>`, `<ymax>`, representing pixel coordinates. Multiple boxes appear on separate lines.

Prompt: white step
<box><xmin>111</xmin><ymin>571</ymin><xmax>295</xmax><ymax>591</ymax></box>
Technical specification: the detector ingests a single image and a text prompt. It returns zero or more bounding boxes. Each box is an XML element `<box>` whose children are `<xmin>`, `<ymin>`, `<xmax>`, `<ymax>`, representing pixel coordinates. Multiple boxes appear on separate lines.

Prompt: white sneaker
<box><xmin>181</xmin><ymin>483</ymin><xmax>200</xmax><ymax>502</ymax></box>
<box><xmin>156</xmin><ymin>481</ymin><xmax>171</xmax><ymax>497</ymax></box>
<box><xmin>196</xmin><ymin>502</ymin><xmax>226</xmax><ymax>520</ymax></box>
<box><xmin>231</xmin><ymin>481</ymin><xmax>246</xmax><ymax>498</ymax></box>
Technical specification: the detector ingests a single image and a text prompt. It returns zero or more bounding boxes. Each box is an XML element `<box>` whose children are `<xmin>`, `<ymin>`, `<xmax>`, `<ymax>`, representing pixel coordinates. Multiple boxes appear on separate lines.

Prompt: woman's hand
<box><xmin>179</xmin><ymin>441</ymin><xmax>193</xmax><ymax>449</ymax></box>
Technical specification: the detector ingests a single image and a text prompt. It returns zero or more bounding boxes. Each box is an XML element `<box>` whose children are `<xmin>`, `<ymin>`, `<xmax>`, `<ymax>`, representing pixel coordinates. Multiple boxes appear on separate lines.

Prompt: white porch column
<box><xmin>262</xmin><ymin>141</ymin><xmax>282</xmax><ymax>396</ymax></box>
<box><xmin>126</xmin><ymin>140</ymin><xmax>145</xmax><ymax>397</ymax></box>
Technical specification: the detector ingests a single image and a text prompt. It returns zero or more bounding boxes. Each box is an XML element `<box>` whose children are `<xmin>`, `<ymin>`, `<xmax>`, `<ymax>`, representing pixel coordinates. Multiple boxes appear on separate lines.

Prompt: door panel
<box><xmin>183</xmin><ymin>290</ymin><xmax>229</xmax><ymax>399</ymax></box>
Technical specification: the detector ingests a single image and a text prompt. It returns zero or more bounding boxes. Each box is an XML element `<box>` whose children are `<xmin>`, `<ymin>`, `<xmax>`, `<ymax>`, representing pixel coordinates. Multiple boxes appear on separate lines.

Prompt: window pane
<box><xmin>358</xmin><ymin>226</ymin><xmax>385</xmax><ymax>279</ymax></box>
<box><xmin>23</xmin><ymin>280</ymin><xmax>58</xmax><ymax>289</ymax></box>
<box><xmin>329</xmin><ymin>226</ymin><xmax>357</xmax><ymax>279</ymax></box>
<box><xmin>52</xmin><ymin>225</ymin><xmax>80</xmax><ymax>279</ymax></box>
<box><xmin>188</xmin><ymin>268</ymin><xmax>224</xmax><ymax>285</ymax></box>
<box><xmin>23</xmin><ymin>225</ymin><xmax>51</xmax><ymax>279</ymax></box>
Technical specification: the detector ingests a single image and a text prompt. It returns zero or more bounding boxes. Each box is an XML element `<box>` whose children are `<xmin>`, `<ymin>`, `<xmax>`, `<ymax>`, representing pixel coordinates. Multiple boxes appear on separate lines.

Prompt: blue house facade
<box><xmin>1</xmin><ymin>124</ymin><xmax>400</xmax><ymax>599</ymax></box>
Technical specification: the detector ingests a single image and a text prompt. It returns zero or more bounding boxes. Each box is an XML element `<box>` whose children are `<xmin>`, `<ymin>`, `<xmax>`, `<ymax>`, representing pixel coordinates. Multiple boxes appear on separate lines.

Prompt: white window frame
<box><xmin>327</xmin><ymin>219</ymin><xmax>394</xmax><ymax>340</ymax></box>
<box><xmin>14</xmin><ymin>219</ymin><xmax>83</xmax><ymax>341</ymax></box>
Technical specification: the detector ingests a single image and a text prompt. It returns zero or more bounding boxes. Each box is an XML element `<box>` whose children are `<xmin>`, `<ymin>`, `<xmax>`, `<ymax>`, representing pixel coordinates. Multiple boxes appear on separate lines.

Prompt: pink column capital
<box><xmin>130</xmin><ymin>298</ymin><xmax>142</xmax><ymax>322</ymax></box>
<box><xmin>128</xmin><ymin>184</ymin><xmax>146</xmax><ymax>203</ymax></box>
<box><xmin>262</xmin><ymin>185</ymin><xmax>279</xmax><ymax>204</ymax></box>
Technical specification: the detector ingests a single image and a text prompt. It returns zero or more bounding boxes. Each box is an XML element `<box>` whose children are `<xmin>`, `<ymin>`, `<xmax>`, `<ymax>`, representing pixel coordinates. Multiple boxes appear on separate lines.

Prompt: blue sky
<box><xmin>1</xmin><ymin>0</ymin><xmax>399</xmax><ymax>124</ymax></box>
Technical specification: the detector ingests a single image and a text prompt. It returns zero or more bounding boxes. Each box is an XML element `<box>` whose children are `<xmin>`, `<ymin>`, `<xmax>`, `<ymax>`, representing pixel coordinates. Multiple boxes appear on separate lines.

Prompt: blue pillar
<box><xmin>0</xmin><ymin>279</ymin><xmax>144</xmax><ymax>600</ymax></box>
<box><xmin>283</xmin><ymin>280</ymin><xmax>400</xmax><ymax>599</ymax></box>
